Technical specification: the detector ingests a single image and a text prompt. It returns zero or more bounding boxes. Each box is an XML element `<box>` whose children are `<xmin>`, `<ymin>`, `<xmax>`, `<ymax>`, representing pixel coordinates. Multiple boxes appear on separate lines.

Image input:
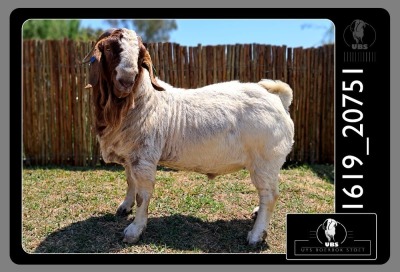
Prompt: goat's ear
<box><xmin>139</xmin><ymin>40</ymin><xmax>165</xmax><ymax>91</ymax></box>
<box><xmin>82</xmin><ymin>29</ymin><xmax>116</xmax><ymax>88</ymax></box>
<box><xmin>85</xmin><ymin>49</ymin><xmax>102</xmax><ymax>88</ymax></box>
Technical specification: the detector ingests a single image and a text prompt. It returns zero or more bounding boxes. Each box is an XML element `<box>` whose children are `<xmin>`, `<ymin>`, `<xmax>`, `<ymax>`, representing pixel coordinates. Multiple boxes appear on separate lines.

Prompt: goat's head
<box><xmin>82</xmin><ymin>28</ymin><xmax>165</xmax><ymax>134</ymax></box>
<box><xmin>322</xmin><ymin>218</ymin><xmax>338</xmax><ymax>231</ymax></box>
<box><xmin>83</xmin><ymin>28</ymin><xmax>164</xmax><ymax>97</ymax></box>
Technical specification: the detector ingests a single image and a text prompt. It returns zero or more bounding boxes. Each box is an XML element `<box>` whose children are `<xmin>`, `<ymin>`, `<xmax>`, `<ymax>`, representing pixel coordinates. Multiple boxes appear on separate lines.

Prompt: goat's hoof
<box><xmin>247</xmin><ymin>230</ymin><xmax>267</xmax><ymax>247</ymax></box>
<box><xmin>116</xmin><ymin>205</ymin><xmax>132</xmax><ymax>217</ymax></box>
<box><xmin>122</xmin><ymin>235</ymin><xmax>141</xmax><ymax>244</ymax></box>
<box><xmin>122</xmin><ymin>223</ymin><xmax>145</xmax><ymax>244</ymax></box>
<box><xmin>251</xmin><ymin>206</ymin><xmax>259</xmax><ymax>220</ymax></box>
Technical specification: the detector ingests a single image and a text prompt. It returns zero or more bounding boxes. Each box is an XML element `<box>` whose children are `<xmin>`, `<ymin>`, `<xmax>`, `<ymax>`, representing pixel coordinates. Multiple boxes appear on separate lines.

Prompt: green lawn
<box><xmin>22</xmin><ymin>163</ymin><xmax>334</xmax><ymax>253</ymax></box>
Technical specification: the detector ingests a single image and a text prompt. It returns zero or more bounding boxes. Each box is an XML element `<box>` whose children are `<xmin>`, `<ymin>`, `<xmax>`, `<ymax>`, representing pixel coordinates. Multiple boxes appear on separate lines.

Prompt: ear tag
<box><xmin>90</xmin><ymin>56</ymin><xmax>96</xmax><ymax>64</ymax></box>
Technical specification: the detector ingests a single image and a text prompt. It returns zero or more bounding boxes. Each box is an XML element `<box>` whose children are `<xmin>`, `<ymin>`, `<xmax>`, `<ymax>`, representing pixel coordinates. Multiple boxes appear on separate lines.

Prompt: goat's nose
<box><xmin>118</xmin><ymin>78</ymin><xmax>134</xmax><ymax>89</ymax></box>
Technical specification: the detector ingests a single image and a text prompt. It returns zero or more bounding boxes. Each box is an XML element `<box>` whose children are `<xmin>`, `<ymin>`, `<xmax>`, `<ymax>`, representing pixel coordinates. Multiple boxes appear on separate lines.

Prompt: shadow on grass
<box><xmin>34</xmin><ymin>213</ymin><xmax>267</xmax><ymax>253</ymax></box>
<box><xmin>284</xmin><ymin>162</ymin><xmax>334</xmax><ymax>184</ymax></box>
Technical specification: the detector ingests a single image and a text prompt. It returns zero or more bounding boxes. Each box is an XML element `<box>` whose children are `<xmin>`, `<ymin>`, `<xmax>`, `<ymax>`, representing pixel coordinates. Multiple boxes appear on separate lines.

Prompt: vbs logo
<box><xmin>343</xmin><ymin>19</ymin><xmax>376</xmax><ymax>49</ymax></box>
<box><xmin>316</xmin><ymin>219</ymin><xmax>347</xmax><ymax>247</ymax></box>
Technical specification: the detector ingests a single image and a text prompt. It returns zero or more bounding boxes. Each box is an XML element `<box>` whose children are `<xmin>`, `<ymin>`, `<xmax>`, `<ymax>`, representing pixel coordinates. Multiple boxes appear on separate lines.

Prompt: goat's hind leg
<box><xmin>116</xmin><ymin>166</ymin><xmax>136</xmax><ymax>216</ymax></box>
<box><xmin>247</xmin><ymin>167</ymin><xmax>279</xmax><ymax>246</ymax></box>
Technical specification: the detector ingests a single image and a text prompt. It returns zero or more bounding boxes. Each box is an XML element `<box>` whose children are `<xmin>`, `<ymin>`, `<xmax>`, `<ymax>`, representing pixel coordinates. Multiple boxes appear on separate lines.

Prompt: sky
<box><xmin>80</xmin><ymin>19</ymin><xmax>334</xmax><ymax>48</ymax></box>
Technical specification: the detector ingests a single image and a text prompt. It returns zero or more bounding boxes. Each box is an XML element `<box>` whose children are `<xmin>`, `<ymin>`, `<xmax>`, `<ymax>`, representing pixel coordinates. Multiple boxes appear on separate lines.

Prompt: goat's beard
<box><xmin>112</xmin><ymin>85</ymin><xmax>131</xmax><ymax>99</ymax></box>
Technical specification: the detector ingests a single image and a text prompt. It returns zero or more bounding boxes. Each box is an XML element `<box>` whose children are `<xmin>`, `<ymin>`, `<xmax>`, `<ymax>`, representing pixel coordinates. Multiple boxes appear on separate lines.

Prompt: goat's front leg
<box><xmin>122</xmin><ymin>163</ymin><xmax>156</xmax><ymax>244</ymax></box>
<box><xmin>116</xmin><ymin>166</ymin><xmax>136</xmax><ymax>216</ymax></box>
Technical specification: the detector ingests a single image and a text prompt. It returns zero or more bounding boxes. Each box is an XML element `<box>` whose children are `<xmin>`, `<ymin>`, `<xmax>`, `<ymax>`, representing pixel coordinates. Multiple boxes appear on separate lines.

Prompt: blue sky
<box><xmin>80</xmin><ymin>19</ymin><xmax>334</xmax><ymax>48</ymax></box>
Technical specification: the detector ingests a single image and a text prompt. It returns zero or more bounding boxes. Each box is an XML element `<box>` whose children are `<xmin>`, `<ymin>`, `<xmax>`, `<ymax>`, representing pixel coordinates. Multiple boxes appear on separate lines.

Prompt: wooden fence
<box><xmin>22</xmin><ymin>40</ymin><xmax>334</xmax><ymax>166</ymax></box>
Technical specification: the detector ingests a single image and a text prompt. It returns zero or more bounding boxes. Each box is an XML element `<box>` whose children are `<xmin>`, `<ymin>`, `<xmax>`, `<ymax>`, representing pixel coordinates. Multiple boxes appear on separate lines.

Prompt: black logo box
<box><xmin>286</xmin><ymin>213</ymin><xmax>377</xmax><ymax>260</ymax></box>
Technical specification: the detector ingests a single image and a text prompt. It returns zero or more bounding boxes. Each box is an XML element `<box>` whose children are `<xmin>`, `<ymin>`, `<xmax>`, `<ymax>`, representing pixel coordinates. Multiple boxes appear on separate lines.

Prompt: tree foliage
<box><xmin>105</xmin><ymin>20</ymin><xmax>177</xmax><ymax>42</ymax></box>
<box><xmin>23</xmin><ymin>20</ymin><xmax>80</xmax><ymax>40</ymax></box>
<box><xmin>23</xmin><ymin>20</ymin><xmax>103</xmax><ymax>41</ymax></box>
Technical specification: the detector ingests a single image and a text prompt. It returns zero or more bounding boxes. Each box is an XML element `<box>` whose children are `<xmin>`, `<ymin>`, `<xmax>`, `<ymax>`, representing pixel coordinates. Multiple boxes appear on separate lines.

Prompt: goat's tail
<box><xmin>258</xmin><ymin>79</ymin><xmax>293</xmax><ymax>112</ymax></box>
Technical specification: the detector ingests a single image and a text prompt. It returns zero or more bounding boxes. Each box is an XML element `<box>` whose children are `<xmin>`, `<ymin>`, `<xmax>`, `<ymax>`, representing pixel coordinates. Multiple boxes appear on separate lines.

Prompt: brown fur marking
<box><xmin>136</xmin><ymin>193</ymin><xmax>143</xmax><ymax>208</ymax></box>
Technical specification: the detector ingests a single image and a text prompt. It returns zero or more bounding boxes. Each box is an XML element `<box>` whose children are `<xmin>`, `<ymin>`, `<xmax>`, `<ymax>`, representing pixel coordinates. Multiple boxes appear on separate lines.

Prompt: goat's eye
<box><xmin>105</xmin><ymin>45</ymin><xmax>111</xmax><ymax>52</ymax></box>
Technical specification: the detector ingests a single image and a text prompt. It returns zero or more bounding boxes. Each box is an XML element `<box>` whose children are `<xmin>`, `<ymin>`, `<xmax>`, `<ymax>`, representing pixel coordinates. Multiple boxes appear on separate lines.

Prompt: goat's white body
<box><xmin>99</xmin><ymin>71</ymin><xmax>294</xmax><ymax>245</ymax></box>
<box><xmin>100</xmin><ymin>75</ymin><xmax>293</xmax><ymax>177</ymax></box>
<box><xmin>92</xmin><ymin>28</ymin><xmax>294</xmax><ymax>246</ymax></box>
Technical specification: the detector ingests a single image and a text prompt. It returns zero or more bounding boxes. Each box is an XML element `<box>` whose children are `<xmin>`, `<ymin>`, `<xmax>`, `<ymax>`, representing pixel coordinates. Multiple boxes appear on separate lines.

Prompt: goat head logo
<box><xmin>316</xmin><ymin>218</ymin><xmax>347</xmax><ymax>247</ymax></box>
<box><xmin>343</xmin><ymin>19</ymin><xmax>376</xmax><ymax>49</ymax></box>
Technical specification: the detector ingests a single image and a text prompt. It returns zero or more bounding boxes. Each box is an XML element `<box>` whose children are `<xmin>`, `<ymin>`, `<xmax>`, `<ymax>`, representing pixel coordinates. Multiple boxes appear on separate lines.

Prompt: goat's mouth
<box><xmin>113</xmin><ymin>75</ymin><xmax>137</xmax><ymax>98</ymax></box>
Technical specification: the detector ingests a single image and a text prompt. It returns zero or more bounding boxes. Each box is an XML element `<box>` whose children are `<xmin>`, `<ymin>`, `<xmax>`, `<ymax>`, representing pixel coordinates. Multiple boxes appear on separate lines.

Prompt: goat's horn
<box><xmin>81</xmin><ymin>28</ymin><xmax>118</xmax><ymax>64</ymax></box>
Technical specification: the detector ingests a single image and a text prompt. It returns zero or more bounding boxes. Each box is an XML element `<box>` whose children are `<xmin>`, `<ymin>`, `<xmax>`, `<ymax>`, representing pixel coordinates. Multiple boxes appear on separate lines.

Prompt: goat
<box><xmin>82</xmin><ymin>28</ymin><xmax>294</xmax><ymax>246</ymax></box>
<box><xmin>322</xmin><ymin>218</ymin><xmax>338</xmax><ymax>242</ymax></box>
<box><xmin>350</xmin><ymin>19</ymin><xmax>366</xmax><ymax>44</ymax></box>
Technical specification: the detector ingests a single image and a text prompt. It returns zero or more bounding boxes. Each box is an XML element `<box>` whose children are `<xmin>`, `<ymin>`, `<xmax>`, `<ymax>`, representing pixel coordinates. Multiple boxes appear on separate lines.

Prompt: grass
<box><xmin>22</xmin><ymin>163</ymin><xmax>334</xmax><ymax>254</ymax></box>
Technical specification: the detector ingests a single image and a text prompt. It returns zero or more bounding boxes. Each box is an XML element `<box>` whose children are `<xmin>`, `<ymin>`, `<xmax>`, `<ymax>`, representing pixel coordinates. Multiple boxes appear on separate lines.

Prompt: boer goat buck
<box><xmin>82</xmin><ymin>28</ymin><xmax>294</xmax><ymax>246</ymax></box>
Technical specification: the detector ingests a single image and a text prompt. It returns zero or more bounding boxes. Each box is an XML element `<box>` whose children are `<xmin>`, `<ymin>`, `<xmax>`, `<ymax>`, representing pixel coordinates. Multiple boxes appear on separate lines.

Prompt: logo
<box><xmin>315</xmin><ymin>218</ymin><xmax>347</xmax><ymax>247</ymax></box>
<box><xmin>343</xmin><ymin>19</ymin><xmax>376</xmax><ymax>49</ymax></box>
<box><xmin>286</xmin><ymin>214</ymin><xmax>377</xmax><ymax>260</ymax></box>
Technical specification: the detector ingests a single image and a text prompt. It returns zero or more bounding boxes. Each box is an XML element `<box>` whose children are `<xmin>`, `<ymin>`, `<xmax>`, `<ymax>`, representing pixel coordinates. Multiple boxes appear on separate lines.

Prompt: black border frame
<box><xmin>11</xmin><ymin>8</ymin><xmax>390</xmax><ymax>265</ymax></box>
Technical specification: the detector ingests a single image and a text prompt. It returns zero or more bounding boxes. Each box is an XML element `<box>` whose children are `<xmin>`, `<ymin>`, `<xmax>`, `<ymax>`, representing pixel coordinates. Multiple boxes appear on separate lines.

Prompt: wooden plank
<box><xmin>258</xmin><ymin>45</ymin><xmax>264</xmax><ymax>80</ymax></box>
<box><xmin>226</xmin><ymin>45</ymin><xmax>231</xmax><ymax>81</ymax></box>
<box><xmin>158</xmin><ymin>42</ymin><xmax>165</xmax><ymax>81</ymax></box>
<box><xmin>197</xmin><ymin>44</ymin><xmax>202</xmax><ymax>87</ymax></box>
<box><xmin>283</xmin><ymin>45</ymin><xmax>287</xmax><ymax>82</ymax></box>
<box><xmin>60</xmin><ymin>40</ymin><xmax>67</xmax><ymax>164</ymax></box>
<box><xmin>168</xmin><ymin>43</ymin><xmax>174</xmax><ymax>86</ymax></box>
<box><xmin>275</xmin><ymin>46</ymin><xmax>280</xmax><ymax>80</ymax></box>
<box><xmin>234</xmin><ymin>44</ymin><xmax>239</xmax><ymax>80</ymax></box>
<box><xmin>231</xmin><ymin>45</ymin><xmax>236</xmax><ymax>80</ymax></box>
<box><xmin>293</xmin><ymin>48</ymin><xmax>300</xmax><ymax>161</ymax></box>
<box><xmin>78</xmin><ymin>42</ymin><xmax>86</xmax><ymax>166</ymax></box>
<box><xmin>211</xmin><ymin>45</ymin><xmax>216</xmax><ymax>83</ymax></box>
<box><xmin>207</xmin><ymin>46</ymin><xmax>212</xmax><ymax>85</ymax></box>
<box><xmin>183</xmin><ymin>46</ymin><xmax>188</xmax><ymax>88</ymax></box>
<box><xmin>30</xmin><ymin>40</ymin><xmax>39</xmax><ymax>164</ymax></box>
<box><xmin>222</xmin><ymin>45</ymin><xmax>226</xmax><ymax>82</ymax></box>
<box><xmin>303</xmin><ymin>49</ymin><xmax>309</xmax><ymax>162</ymax></box>
<box><xmin>202</xmin><ymin>46</ymin><xmax>206</xmax><ymax>86</ymax></box>
<box><xmin>70</xmin><ymin>42</ymin><xmax>78</xmax><ymax>166</ymax></box>
<box><xmin>47</xmin><ymin>41</ymin><xmax>54</xmax><ymax>164</ymax></box>
<box><xmin>191</xmin><ymin>47</ymin><xmax>197</xmax><ymax>88</ymax></box>
<box><xmin>68</xmin><ymin>40</ymin><xmax>75</xmax><ymax>164</ymax></box>
<box><xmin>218</xmin><ymin>45</ymin><xmax>222</xmax><ymax>82</ymax></box>
<box><xmin>23</xmin><ymin>41</ymin><xmax>31</xmax><ymax>164</ymax></box>
<box><xmin>286</xmin><ymin>48</ymin><xmax>296</xmax><ymax>161</ymax></box>
<box><xmin>54</xmin><ymin>40</ymin><xmax>62</xmax><ymax>164</ymax></box>
<box><xmin>265</xmin><ymin>45</ymin><xmax>271</xmax><ymax>79</ymax></box>
<box><xmin>245</xmin><ymin>44</ymin><xmax>250</xmax><ymax>81</ymax></box>
<box><xmin>174</xmin><ymin>43</ymin><xmax>179</xmax><ymax>87</ymax></box>
<box><xmin>299</xmin><ymin>48</ymin><xmax>305</xmax><ymax>161</ymax></box>
<box><xmin>311</xmin><ymin>48</ymin><xmax>317</xmax><ymax>163</ymax></box>
<box><xmin>252</xmin><ymin>44</ymin><xmax>258</xmax><ymax>81</ymax></box>
<box><xmin>328</xmin><ymin>45</ymin><xmax>334</xmax><ymax>163</ymax></box>
<box><xmin>163</xmin><ymin>43</ymin><xmax>169</xmax><ymax>84</ymax></box>
<box><xmin>44</xmin><ymin>41</ymin><xmax>51</xmax><ymax>164</ymax></box>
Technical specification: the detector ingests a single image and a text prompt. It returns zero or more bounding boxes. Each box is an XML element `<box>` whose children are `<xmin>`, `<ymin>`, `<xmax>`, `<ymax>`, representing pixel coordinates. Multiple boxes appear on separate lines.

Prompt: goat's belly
<box><xmin>159</xmin><ymin>138</ymin><xmax>247</xmax><ymax>176</ymax></box>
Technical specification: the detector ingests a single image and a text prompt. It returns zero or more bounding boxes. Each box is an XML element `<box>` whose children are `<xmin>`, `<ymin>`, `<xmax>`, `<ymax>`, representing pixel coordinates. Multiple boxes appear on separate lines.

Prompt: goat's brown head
<box><xmin>82</xmin><ymin>28</ymin><xmax>165</xmax><ymax>135</ymax></box>
<box><xmin>83</xmin><ymin>28</ymin><xmax>164</xmax><ymax>97</ymax></box>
